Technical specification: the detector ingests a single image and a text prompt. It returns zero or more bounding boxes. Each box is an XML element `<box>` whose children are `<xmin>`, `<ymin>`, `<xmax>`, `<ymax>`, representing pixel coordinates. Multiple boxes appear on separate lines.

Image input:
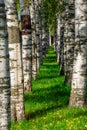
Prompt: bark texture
<box><xmin>20</xmin><ymin>0</ymin><xmax>32</xmax><ymax>92</ymax></box>
<box><xmin>5</xmin><ymin>0</ymin><xmax>25</xmax><ymax>121</ymax></box>
<box><xmin>69</xmin><ymin>0</ymin><xmax>87</xmax><ymax>107</ymax></box>
<box><xmin>64</xmin><ymin>0</ymin><xmax>75</xmax><ymax>85</ymax></box>
<box><xmin>0</xmin><ymin>1</ymin><xmax>11</xmax><ymax>129</ymax></box>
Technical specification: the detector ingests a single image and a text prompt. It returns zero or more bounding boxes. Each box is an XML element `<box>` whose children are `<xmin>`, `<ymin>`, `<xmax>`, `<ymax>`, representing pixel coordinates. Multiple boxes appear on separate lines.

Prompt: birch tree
<box><xmin>34</xmin><ymin>0</ymin><xmax>41</xmax><ymax>72</ymax></box>
<box><xmin>69</xmin><ymin>0</ymin><xmax>87</xmax><ymax>107</ymax></box>
<box><xmin>0</xmin><ymin>1</ymin><xmax>11</xmax><ymax>129</ymax></box>
<box><xmin>20</xmin><ymin>0</ymin><xmax>32</xmax><ymax>92</ymax></box>
<box><xmin>64</xmin><ymin>0</ymin><xmax>75</xmax><ymax>85</ymax></box>
<box><xmin>30</xmin><ymin>0</ymin><xmax>37</xmax><ymax>80</ymax></box>
<box><xmin>5</xmin><ymin>0</ymin><xmax>25</xmax><ymax>121</ymax></box>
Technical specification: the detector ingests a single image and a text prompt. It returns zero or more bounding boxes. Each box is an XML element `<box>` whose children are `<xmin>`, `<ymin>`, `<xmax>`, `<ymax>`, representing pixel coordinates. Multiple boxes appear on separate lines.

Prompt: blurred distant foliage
<box><xmin>16</xmin><ymin>0</ymin><xmax>31</xmax><ymax>11</ymax></box>
<box><xmin>16</xmin><ymin>0</ymin><xmax>66</xmax><ymax>35</ymax></box>
<box><xmin>16</xmin><ymin>0</ymin><xmax>20</xmax><ymax>11</ymax></box>
<box><xmin>42</xmin><ymin>0</ymin><xmax>66</xmax><ymax>35</ymax></box>
<box><xmin>23</xmin><ymin>0</ymin><xmax>31</xmax><ymax>8</ymax></box>
<box><xmin>42</xmin><ymin>0</ymin><xmax>58</xmax><ymax>25</ymax></box>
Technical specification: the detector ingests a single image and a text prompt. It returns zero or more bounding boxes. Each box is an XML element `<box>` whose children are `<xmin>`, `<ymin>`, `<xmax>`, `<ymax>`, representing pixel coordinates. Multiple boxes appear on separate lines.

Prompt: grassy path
<box><xmin>11</xmin><ymin>46</ymin><xmax>87</xmax><ymax>130</ymax></box>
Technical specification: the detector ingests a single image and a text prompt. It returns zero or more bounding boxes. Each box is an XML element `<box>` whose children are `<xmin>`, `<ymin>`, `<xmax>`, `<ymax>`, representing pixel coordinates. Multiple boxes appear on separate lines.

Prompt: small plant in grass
<box><xmin>11</xmin><ymin>46</ymin><xmax>87</xmax><ymax>130</ymax></box>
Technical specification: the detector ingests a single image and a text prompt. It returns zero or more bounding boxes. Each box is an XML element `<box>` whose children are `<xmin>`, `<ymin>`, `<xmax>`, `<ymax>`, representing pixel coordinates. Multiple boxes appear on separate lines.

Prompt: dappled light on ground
<box><xmin>11</xmin><ymin>46</ymin><xmax>87</xmax><ymax>130</ymax></box>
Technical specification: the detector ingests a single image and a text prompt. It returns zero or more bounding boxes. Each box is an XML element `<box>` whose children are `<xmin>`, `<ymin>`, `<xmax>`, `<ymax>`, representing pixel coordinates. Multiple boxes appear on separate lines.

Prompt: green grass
<box><xmin>11</xmin><ymin>46</ymin><xmax>87</xmax><ymax>130</ymax></box>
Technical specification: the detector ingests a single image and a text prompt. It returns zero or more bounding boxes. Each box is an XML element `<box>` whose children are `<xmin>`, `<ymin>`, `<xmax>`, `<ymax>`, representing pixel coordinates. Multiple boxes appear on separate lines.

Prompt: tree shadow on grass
<box><xmin>25</xmin><ymin>103</ymin><xmax>63</xmax><ymax>120</ymax></box>
<box><xmin>25</xmin><ymin>84</ymin><xmax>71</xmax><ymax>120</ymax></box>
<box><xmin>25</xmin><ymin>46</ymin><xmax>70</xmax><ymax>120</ymax></box>
<box><xmin>25</xmin><ymin>105</ymin><xmax>87</xmax><ymax>121</ymax></box>
<box><xmin>37</xmin><ymin>64</ymin><xmax>59</xmax><ymax>80</ymax></box>
<box><xmin>36</xmin><ymin>76</ymin><xmax>59</xmax><ymax>80</ymax></box>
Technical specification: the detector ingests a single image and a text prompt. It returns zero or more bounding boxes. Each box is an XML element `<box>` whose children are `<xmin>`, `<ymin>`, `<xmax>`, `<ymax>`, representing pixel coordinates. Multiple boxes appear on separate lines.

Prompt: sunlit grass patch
<box><xmin>11</xmin><ymin>46</ymin><xmax>87</xmax><ymax>130</ymax></box>
<box><xmin>11</xmin><ymin>107</ymin><xmax>87</xmax><ymax>130</ymax></box>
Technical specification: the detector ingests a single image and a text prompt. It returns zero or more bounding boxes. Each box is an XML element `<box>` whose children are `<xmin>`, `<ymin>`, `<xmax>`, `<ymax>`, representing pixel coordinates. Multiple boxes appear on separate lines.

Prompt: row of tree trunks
<box><xmin>0</xmin><ymin>0</ymin><xmax>49</xmax><ymax>127</ymax></box>
<box><xmin>1</xmin><ymin>0</ymin><xmax>87</xmax><ymax>129</ymax></box>
<box><xmin>0</xmin><ymin>0</ymin><xmax>51</xmax><ymax>127</ymax></box>
<box><xmin>54</xmin><ymin>0</ymin><xmax>87</xmax><ymax>107</ymax></box>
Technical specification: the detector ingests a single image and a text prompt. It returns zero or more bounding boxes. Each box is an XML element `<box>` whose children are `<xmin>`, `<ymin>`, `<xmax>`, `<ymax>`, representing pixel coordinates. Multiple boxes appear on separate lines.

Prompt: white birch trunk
<box><xmin>20</xmin><ymin>0</ymin><xmax>32</xmax><ymax>92</ymax></box>
<box><xmin>38</xmin><ymin>0</ymin><xmax>43</xmax><ymax>65</ymax></box>
<box><xmin>5</xmin><ymin>0</ymin><xmax>25</xmax><ymax>120</ymax></box>
<box><xmin>30</xmin><ymin>0</ymin><xmax>37</xmax><ymax>80</ymax></box>
<box><xmin>59</xmin><ymin>16</ymin><xmax>65</xmax><ymax>75</ymax></box>
<box><xmin>34</xmin><ymin>0</ymin><xmax>41</xmax><ymax>72</ymax></box>
<box><xmin>41</xmin><ymin>10</ymin><xmax>48</xmax><ymax>58</ymax></box>
<box><xmin>0</xmin><ymin>1</ymin><xmax>11</xmax><ymax>129</ymax></box>
<box><xmin>54</xmin><ymin>14</ymin><xmax>60</xmax><ymax>62</ymax></box>
<box><xmin>57</xmin><ymin>16</ymin><xmax>61</xmax><ymax>63</ymax></box>
<box><xmin>69</xmin><ymin>0</ymin><xmax>87</xmax><ymax>107</ymax></box>
<box><xmin>64</xmin><ymin>0</ymin><xmax>75</xmax><ymax>85</ymax></box>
